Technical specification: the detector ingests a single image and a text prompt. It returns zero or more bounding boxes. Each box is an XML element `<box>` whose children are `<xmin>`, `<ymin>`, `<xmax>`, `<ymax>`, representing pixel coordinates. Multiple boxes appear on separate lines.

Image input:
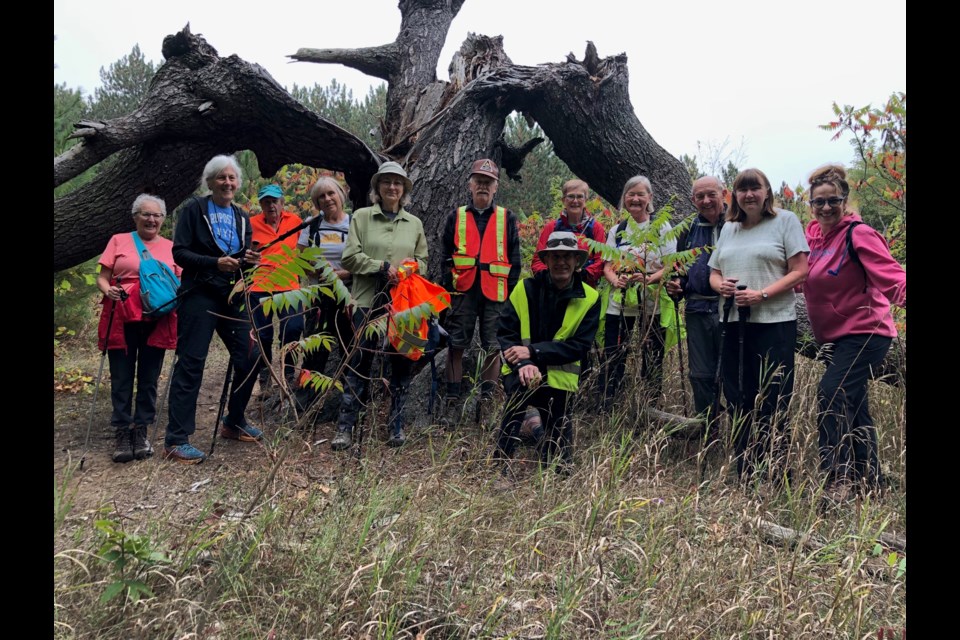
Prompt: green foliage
<box><xmin>87</xmin><ymin>44</ymin><xmax>157</xmax><ymax>121</ymax></box>
<box><xmin>821</xmin><ymin>91</ymin><xmax>906</xmax><ymax>264</ymax></box>
<box><xmin>290</xmin><ymin>79</ymin><xmax>387</xmax><ymax>147</ymax></box>
<box><xmin>678</xmin><ymin>153</ymin><xmax>702</xmax><ymax>184</ymax></box>
<box><xmin>54</xmin><ymin>83</ymin><xmax>86</xmax><ymax>155</ymax></box>
<box><xmin>583</xmin><ymin>201</ymin><xmax>696</xmax><ymax>276</ymax></box>
<box><xmin>53</xmin><ymin>257</ymin><xmax>100</xmax><ymax>337</ymax></box>
<box><xmin>497</xmin><ymin>113</ymin><xmax>575</xmax><ymax>216</ymax></box>
<box><xmin>93</xmin><ymin>515</ymin><xmax>170</xmax><ymax>604</ymax></box>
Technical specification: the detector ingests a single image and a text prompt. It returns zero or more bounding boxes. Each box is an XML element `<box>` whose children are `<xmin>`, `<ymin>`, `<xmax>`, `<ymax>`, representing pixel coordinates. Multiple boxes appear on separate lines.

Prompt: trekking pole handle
<box><xmin>112</xmin><ymin>275</ymin><xmax>129</xmax><ymax>302</ymax></box>
<box><xmin>668</xmin><ymin>274</ymin><xmax>683</xmax><ymax>302</ymax></box>
<box><xmin>735</xmin><ymin>283</ymin><xmax>751</xmax><ymax>321</ymax></box>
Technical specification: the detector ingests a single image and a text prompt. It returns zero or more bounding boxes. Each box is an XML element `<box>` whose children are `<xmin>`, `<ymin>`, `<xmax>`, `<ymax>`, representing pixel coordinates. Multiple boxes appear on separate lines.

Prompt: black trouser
<box><xmin>250</xmin><ymin>291</ymin><xmax>305</xmax><ymax>384</ymax></box>
<box><xmin>108</xmin><ymin>321</ymin><xmax>167</xmax><ymax>428</ymax></box>
<box><xmin>720</xmin><ymin>320</ymin><xmax>797</xmax><ymax>480</ymax></box>
<box><xmin>336</xmin><ymin>307</ymin><xmax>413</xmax><ymax>435</ymax></box>
<box><xmin>296</xmin><ymin>294</ymin><xmax>353</xmax><ymax>409</ymax></box>
<box><xmin>600</xmin><ymin>313</ymin><xmax>666</xmax><ymax>403</ymax></box>
<box><xmin>301</xmin><ymin>294</ymin><xmax>353</xmax><ymax>379</ymax></box>
<box><xmin>817</xmin><ymin>334</ymin><xmax>891</xmax><ymax>487</ymax></box>
<box><xmin>165</xmin><ymin>286</ymin><xmax>261</xmax><ymax>447</ymax></box>
<box><xmin>496</xmin><ymin>378</ymin><xmax>572</xmax><ymax>467</ymax></box>
<box><xmin>685</xmin><ymin>312</ymin><xmax>721</xmax><ymax>420</ymax></box>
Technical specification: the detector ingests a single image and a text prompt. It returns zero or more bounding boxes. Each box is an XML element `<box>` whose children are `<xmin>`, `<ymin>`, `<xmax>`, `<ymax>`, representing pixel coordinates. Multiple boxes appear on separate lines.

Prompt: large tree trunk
<box><xmin>53</xmin><ymin>25</ymin><xmax>381</xmax><ymax>272</ymax></box>
<box><xmin>51</xmin><ymin>2</ymin><xmax>904</xmax><ymax>380</ymax></box>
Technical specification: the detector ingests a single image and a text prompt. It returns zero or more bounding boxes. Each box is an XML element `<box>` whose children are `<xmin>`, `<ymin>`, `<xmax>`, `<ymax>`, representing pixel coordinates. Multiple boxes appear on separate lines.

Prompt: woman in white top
<box><xmin>708</xmin><ymin>168</ymin><xmax>809</xmax><ymax>484</ymax></box>
<box><xmin>294</xmin><ymin>177</ymin><xmax>353</xmax><ymax>412</ymax></box>
<box><xmin>599</xmin><ymin>175</ymin><xmax>676</xmax><ymax>406</ymax></box>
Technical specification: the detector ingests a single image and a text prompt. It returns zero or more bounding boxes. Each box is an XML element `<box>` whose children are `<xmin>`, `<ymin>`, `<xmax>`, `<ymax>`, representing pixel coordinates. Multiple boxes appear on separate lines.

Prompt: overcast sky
<box><xmin>54</xmin><ymin>0</ymin><xmax>905</xmax><ymax>192</ymax></box>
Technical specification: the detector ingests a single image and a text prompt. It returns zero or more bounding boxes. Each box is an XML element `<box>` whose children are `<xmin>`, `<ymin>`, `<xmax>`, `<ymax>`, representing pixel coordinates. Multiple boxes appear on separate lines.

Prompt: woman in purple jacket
<box><xmin>803</xmin><ymin>164</ymin><xmax>906</xmax><ymax>497</ymax></box>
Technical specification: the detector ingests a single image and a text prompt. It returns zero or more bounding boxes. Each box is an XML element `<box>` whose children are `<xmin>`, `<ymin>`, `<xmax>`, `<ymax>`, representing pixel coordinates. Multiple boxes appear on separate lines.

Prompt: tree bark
<box><xmin>53</xmin><ymin>25</ymin><xmax>381</xmax><ymax>272</ymax></box>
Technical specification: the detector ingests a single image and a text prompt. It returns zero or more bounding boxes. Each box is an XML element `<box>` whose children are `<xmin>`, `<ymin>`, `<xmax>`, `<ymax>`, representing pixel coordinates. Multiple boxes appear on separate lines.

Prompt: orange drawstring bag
<box><xmin>388</xmin><ymin>260</ymin><xmax>451</xmax><ymax>360</ymax></box>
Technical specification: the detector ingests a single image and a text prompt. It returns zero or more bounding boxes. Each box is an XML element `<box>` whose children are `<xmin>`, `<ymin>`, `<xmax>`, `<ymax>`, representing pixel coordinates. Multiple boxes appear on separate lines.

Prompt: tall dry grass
<box><xmin>54</xmin><ymin>337</ymin><xmax>906</xmax><ymax>639</ymax></box>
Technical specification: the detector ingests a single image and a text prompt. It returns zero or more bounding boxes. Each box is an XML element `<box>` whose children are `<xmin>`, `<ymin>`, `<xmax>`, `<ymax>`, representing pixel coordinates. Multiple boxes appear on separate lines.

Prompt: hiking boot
<box><xmin>219</xmin><ymin>418</ymin><xmax>264</xmax><ymax>442</ymax></box>
<box><xmin>132</xmin><ymin>425</ymin><xmax>154</xmax><ymax>460</ymax></box>
<box><xmin>387</xmin><ymin>428</ymin><xmax>406</xmax><ymax>448</ymax></box>
<box><xmin>112</xmin><ymin>426</ymin><xmax>135</xmax><ymax>463</ymax></box>
<box><xmin>438</xmin><ymin>396</ymin><xmax>462</xmax><ymax>429</ymax></box>
<box><xmin>258</xmin><ymin>368</ymin><xmax>273</xmax><ymax>389</ymax></box>
<box><xmin>331</xmin><ymin>428</ymin><xmax>353</xmax><ymax>451</ymax></box>
<box><xmin>163</xmin><ymin>443</ymin><xmax>207</xmax><ymax>465</ymax></box>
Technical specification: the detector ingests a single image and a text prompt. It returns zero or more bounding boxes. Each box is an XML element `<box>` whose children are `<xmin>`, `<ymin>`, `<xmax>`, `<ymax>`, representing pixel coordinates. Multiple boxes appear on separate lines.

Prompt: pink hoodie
<box><xmin>803</xmin><ymin>213</ymin><xmax>906</xmax><ymax>344</ymax></box>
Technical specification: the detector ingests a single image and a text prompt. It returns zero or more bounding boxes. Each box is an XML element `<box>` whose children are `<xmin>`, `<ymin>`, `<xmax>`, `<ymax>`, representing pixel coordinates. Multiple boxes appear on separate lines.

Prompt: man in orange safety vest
<box><xmin>439</xmin><ymin>158</ymin><xmax>521</xmax><ymax>427</ymax></box>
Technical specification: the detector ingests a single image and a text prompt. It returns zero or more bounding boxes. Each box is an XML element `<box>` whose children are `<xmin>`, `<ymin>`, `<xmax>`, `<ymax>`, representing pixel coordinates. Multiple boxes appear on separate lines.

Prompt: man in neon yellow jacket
<box><xmin>495</xmin><ymin>231</ymin><xmax>600</xmax><ymax>478</ymax></box>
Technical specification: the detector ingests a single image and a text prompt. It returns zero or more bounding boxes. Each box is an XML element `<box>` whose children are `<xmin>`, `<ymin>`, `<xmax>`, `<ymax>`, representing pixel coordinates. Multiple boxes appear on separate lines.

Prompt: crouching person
<box><xmin>493</xmin><ymin>231</ymin><xmax>600</xmax><ymax>481</ymax></box>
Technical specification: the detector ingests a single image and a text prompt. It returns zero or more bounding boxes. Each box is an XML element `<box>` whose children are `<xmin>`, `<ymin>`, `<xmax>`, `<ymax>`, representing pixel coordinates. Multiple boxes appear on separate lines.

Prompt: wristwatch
<box><xmin>761</xmin><ymin>290</ymin><xmax>769</xmax><ymax>301</ymax></box>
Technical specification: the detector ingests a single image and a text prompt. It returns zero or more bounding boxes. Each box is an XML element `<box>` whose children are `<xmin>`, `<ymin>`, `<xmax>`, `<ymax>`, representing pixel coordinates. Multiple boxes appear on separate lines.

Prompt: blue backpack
<box><xmin>131</xmin><ymin>232</ymin><xmax>181</xmax><ymax>318</ymax></box>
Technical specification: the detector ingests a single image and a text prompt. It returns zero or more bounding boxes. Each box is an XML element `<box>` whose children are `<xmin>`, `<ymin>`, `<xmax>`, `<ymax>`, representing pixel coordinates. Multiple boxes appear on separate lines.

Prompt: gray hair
<box><xmin>310</xmin><ymin>176</ymin><xmax>349</xmax><ymax>212</ymax></box>
<box><xmin>131</xmin><ymin>193</ymin><xmax>167</xmax><ymax>217</ymax></box>
<box><xmin>368</xmin><ymin>179</ymin><xmax>412</xmax><ymax>208</ymax></box>
<box><xmin>618</xmin><ymin>175</ymin><xmax>655</xmax><ymax>213</ymax></box>
<box><xmin>199</xmin><ymin>155</ymin><xmax>243</xmax><ymax>194</ymax></box>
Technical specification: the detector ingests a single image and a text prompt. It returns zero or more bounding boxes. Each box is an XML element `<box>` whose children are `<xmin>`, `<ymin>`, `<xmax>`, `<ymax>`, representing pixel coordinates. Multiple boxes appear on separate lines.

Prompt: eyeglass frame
<box><xmin>136</xmin><ymin>211</ymin><xmax>165</xmax><ymax>219</ymax></box>
<box><xmin>809</xmin><ymin>196</ymin><xmax>846</xmax><ymax>209</ymax></box>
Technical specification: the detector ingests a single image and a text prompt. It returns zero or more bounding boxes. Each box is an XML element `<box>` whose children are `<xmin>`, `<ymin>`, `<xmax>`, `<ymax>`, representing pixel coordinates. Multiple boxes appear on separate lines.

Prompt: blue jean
<box><xmin>250</xmin><ymin>291</ymin><xmax>305</xmax><ymax>383</ymax></box>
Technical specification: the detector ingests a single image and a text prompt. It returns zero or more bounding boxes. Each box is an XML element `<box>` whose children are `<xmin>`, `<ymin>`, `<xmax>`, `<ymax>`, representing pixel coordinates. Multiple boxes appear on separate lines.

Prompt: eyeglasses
<box><xmin>563</xmin><ymin>194</ymin><xmax>586</xmax><ymax>201</ymax></box>
<box><xmin>380</xmin><ymin>178</ymin><xmax>406</xmax><ymax>187</ymax></box>
<box><xmin>809</xmin><ymin>197</ymin><xmax>845</xmax><ymax>209</ymax></box>
<box><xmin>137</xmin><ymin>212</ymin><xmax>164</xmax><ymax>219</ymax></box>
<box><xmin>546</xmin><ymin>237</ymin><xmax>578</xmax><ymax>248</ymax></box>
<box><xmin>693</xmin><ymin>191</ymin><xmax>721</xmax><ymax>201</ymax></box>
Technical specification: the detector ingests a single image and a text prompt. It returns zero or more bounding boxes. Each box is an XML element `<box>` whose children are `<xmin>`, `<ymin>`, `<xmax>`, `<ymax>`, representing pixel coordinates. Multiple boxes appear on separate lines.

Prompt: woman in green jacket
<box><xmin>331</xmin><ymin>162</ymin><xmax>429</xmax><ymax>451</ymax></box>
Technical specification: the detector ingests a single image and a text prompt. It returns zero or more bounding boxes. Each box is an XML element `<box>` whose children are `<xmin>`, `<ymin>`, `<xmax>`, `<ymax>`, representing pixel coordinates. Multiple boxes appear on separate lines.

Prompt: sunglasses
<box><xmin>546</xmin><ymin>237</ymin><xmax>578</xmax><ymax>248</ymax></box>
<box><xmin>809</xmin><ymin>197</ymin><xmax>845</xmax><ymax>209</ymax></box>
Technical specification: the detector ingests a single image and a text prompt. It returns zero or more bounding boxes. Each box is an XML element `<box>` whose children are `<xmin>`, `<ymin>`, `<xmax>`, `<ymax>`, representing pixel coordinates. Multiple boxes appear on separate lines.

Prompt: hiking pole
<box><xmin>209</xmin><ymin>361</ymin><xmax>235</xmax><ymax>457</ymax></box>
<box><xmin>736</xmin><ymin>284</ymin><xmax>750</xmax><ymax>403</ymax></box>
<box><xmin>669</xmin><ymin>274</ymin><xmax>688</xmax><ymax>414</ymax></box>
<box><xmin>149</xmin><ymin>353</ymin><xmax>177</xmax><ymax>445</ymax></box>
<box><xmin>80</xmin><ymin>277</ymin><xmax>128</xmax><ymax>470</ymax></box>
<box><xmin>712</xmin><ymin>281</ymin><xmax>736</xmax><ymax>426</ymax></box>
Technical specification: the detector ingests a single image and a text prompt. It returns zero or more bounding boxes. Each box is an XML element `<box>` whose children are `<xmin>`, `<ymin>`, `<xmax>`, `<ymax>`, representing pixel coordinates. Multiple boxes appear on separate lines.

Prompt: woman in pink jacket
<box><xmin>803</xmin><ymin>165</ymin><xmax>905</xmax><ymax>497</ymax></box>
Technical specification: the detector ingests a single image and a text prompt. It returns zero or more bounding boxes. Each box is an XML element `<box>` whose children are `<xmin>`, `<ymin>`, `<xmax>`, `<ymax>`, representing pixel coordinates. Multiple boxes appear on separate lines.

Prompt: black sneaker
<box><xmin>132</xmin><ymin>425</ymin><xmax>154</xmax><ymax>460</ymax></box>
<box><xmin>112</xmin><ymin>426</ymin><xmax>134</xmax><ymax>463</ymax></box>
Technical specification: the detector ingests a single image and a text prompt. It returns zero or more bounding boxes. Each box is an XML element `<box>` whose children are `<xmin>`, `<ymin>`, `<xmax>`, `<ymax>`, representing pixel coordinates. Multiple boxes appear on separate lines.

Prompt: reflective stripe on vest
<box><xmin>500</xmin><ymin>279</ymin><xmax>599</xmax><ymax>391</ymax></box>
<box><xmin>451</xmin><ymin>206</ymin><xmax>510</xmax><ymax>301</ymax></box>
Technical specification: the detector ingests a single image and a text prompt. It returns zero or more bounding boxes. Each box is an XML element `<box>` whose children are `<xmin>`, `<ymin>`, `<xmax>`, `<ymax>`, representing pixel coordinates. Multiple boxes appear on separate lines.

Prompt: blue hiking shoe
<box><xmin>220</xmin><ymin>418</ymin><xmax>264</xmax><ymax>442</ymax></box>
<box><xmin>163</xmin><ymin>443</ymin><xmax>207</xmax><ymax>465</ymax></box>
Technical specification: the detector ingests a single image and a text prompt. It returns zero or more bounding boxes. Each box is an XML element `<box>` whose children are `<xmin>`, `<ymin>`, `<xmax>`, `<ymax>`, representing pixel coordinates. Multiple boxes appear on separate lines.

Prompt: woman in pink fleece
<box><xmin>803</xmin><ymin>164</ymin><xmax>905</xmax><ymax>496</ymax></box>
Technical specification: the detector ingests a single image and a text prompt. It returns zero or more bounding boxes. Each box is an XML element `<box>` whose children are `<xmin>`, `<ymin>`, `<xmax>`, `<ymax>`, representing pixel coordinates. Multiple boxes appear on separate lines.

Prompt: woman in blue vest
<box><xmin>494</xmin><ymin>231</ymin><xmax>600</xmax><ymax>483</ymax></box>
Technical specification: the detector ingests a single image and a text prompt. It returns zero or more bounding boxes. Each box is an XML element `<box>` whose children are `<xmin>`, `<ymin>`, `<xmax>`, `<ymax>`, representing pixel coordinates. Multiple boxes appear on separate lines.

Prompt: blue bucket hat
<box><xmin>257</xmin><ymin>184</ymin><xmax>284</xmax><ymax>200</ymax></box>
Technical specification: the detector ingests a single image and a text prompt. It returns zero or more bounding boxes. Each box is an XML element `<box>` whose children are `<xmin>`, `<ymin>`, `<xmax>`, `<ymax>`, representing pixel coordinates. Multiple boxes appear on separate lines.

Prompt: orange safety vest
<box><xmin>451</xmin><ymin>206</ymin><xmax>511</xmax><ymax>302</ymax></box>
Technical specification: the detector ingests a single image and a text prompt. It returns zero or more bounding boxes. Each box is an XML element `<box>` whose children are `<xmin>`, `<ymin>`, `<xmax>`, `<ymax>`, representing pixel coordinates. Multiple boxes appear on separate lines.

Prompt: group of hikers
<box><xmin>94</xmin><ymin>154</ymin><xmax>905</xmax><ymax>498</ymax></box>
